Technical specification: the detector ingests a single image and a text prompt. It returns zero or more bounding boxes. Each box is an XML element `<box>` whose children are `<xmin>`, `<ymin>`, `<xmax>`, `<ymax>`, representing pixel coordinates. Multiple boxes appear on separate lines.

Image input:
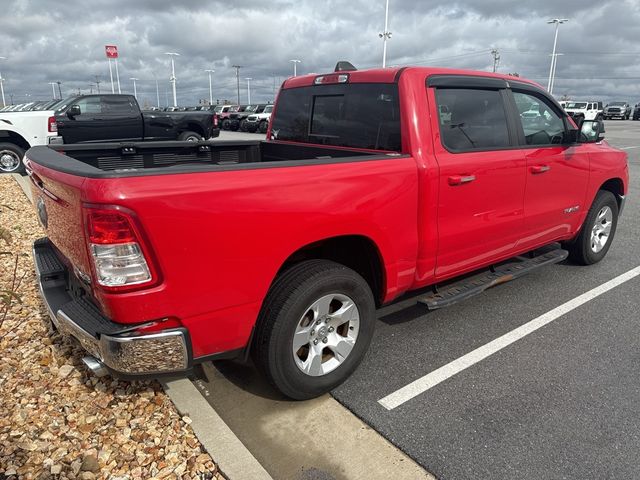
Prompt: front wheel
<box><xmin>252</xmin><ymin>260</ymin><xmax>376</xmax><ymax>400</ymax></box>
<box><xmin>0</xmin><ymin>143</ymin><xmax>26</xmax><ymax>175</ymax></box>
<box><xmin>566</xmin><ymin>190</ymin><xmax>619</xmax><ymax>265</ymax></box>
<box><xmin>259</xmin><ymin>120</ymin><xmax>268</xmax><ymax>134</ymax></box>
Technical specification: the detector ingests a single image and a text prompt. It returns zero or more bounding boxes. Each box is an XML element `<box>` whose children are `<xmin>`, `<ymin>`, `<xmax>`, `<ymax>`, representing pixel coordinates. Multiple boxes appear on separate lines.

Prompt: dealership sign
<box><xmin>105</xmin><ymin>45</ymin><xmax>119</xmax><ymax>59</ymax></box>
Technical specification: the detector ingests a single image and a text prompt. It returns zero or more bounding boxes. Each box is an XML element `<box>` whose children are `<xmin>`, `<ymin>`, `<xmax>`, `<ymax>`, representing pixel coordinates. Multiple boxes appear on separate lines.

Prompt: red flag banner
<box><xmin>105</xmin><ymin>45</ymin><xmax>119</xmax><ymax>59</ymax></box>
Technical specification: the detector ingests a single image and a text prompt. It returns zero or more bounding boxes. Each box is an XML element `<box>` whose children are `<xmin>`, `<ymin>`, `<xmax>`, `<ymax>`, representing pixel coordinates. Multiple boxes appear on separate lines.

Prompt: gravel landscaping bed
<box><xmin>0</xmin><ymin>176</ymin><xmax>222</xmax><ymax>479</ymax></box>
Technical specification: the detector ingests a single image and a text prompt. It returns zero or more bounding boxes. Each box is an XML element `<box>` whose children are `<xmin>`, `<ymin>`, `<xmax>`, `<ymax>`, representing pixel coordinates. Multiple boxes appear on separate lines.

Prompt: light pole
<box><xmin>0</xmin><ymin>56</ymin><xmax>6</xmax><ymax>107</ymax></box>
<box><xmin>205</xmin><ymin>69</ymin><xmax>215</xmax><ymax>105</ymax></box>
<box><xmin>94</xmin><ymin>75</ymin><xmax>101</xmax><ymax>94</ymax></box>
<box><xmin>547</xmin><ymin>18</ymin><xmax>568</xmax><ymax>92</ymax></box>
<box><xmin>232</xmin><ymin>65</ymin><xmax>242</xmax><ymax>105</ymax></box>
<box><xmin>378</xmin><ymin>0</ymin><xmax>392</xmax><ymax>68</ymax></box>
<box><xmin>48</xmin><ymin>82</ymin><xmax>57</xmax><ymax>99</ymax></box>
<box><xmin>491</xmin><ymin>48</ymin><xmax>501</xmax><ymax>73</ymax></box>
<box><xmin>165</xmin><ymin>52</ymin><xmax>180</xmax><ymax>107</ymax></box>
<box><xmin>155</xmin><ymin>77</ymin><xmax>160</xmax><ymax>108</ymax></box>
<box><xmin>549</xmin><ymin>53</ymin><xmax>564</xmax><ymax>95</ymax></box>
<box><xmin>289</xmin><ymin>59</ymin><xmax>301</xmax><ymax>77</ymax></box>
<box><xmin>245</xmin><ymin>78</ymin><xmax>252</xmax><ymax>104</ymax></box>
<box><xmin>56</xmin><ymin>82</ymin><xmax>62</xmax><ymax>100</ymax></box>
<box><xmin>130</xmin><ymin>77</ymin><xmax>139</xmax><ymax>98</ymax></box>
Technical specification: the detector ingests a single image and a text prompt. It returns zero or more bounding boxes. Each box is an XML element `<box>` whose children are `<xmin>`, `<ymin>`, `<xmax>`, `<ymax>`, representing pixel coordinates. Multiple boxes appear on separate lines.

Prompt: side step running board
<box><xmin>418</xmin><ymin>248</ymin><xmax>569</xmax><ymax>310</ymax></box>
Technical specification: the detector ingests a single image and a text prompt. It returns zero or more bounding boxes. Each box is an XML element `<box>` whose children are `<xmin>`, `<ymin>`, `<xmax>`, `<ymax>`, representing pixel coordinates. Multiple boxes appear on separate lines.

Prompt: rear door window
<box><xmin>102</xmin><ymin>96</ymin><xmax>136</xmax><ymax>115</ymax></box>
<box><xmin>434</xmin><ymin>88</ymin><xmax>511</xmax><ymax>151</ymax></box>
<box><xmin>271</xmin><ymin>83</ymin><xmax>401</xmax><ymax>151</ymax></box>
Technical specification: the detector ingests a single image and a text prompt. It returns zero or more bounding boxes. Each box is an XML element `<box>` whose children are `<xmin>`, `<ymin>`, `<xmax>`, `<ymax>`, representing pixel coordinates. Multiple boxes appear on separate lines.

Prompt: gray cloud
<box><xmin>0</xmin><ymin>0</ymin><xmax>639</xmax><ymax>107</ymax></box>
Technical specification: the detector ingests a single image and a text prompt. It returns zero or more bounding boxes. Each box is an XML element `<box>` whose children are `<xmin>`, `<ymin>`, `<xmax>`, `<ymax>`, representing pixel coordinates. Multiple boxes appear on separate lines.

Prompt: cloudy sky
<box><xmin>1</xmin><ymin>0</ymin><xmax>639</xmax><ymax>107</ymax></box>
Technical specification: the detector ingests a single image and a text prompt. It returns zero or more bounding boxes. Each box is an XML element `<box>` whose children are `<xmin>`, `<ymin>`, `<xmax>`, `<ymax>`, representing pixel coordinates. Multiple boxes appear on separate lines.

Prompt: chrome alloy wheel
<box><xmin>0</xmin><ymin>150</ymin><xmax>20</xmax><ymax>172</ymax></box>
<box><xmin>590</xmin><ymin>206</ymin><xmax>613</xmax><ymax>253</ymax></box>
<box><xmin>292</xmin><ymin>293</ymin><xmax>360</xmax><ymax>377</ymax></box>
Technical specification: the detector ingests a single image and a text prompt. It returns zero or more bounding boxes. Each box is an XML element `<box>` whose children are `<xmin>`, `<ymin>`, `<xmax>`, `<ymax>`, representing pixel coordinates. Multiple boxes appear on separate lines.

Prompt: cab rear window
<box><xmin>271</xmin><ymin>83</ymin><xmax>401</xmax><ymax>151</ymax></box>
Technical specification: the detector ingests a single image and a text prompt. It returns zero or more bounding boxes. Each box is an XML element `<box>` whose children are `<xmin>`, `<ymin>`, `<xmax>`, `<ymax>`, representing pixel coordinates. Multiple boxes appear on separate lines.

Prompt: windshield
<box><xmin>214</xmin><ymin>106</ymin><xmax>223</xmax><ymax>113</ymax></box>
<box><xmin>244</xmin><ymin>105</ymin><xmax>258</xmax><ymax>112</ymax></box>
<box><xmin>271</xmin><ymin>83</ymin><xmax>401</xmax><ymax>151</ymax></box>
<box><xmin>264</xmin><ymin>105</ymin><xmax>273</xmax><ymax>113</ymax></box>
<box><xmin>566</xmin><ymin>102</ymin><xmax>587</xmax><ymax>109</ymax></box>
<box><xmin>610</xmin><ymin>102</ymin><xmax>626</xmax><ymax>106</ymax></box>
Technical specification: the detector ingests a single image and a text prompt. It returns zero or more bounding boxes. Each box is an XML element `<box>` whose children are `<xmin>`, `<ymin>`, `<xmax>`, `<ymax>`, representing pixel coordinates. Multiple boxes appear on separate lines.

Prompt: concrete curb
<box><xmin>162</xmin><ymin>378</ymin><xmax>273</xmax><ymax>480</ymax></box>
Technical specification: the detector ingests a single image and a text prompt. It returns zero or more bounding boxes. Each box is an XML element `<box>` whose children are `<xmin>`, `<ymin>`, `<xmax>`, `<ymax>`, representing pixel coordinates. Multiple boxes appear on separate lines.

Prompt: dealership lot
<box><xmin>202</xmin><ymin>121</ymin><xmax>640</xmax><ymax>479</ymax></box>
<box><xmin>331</xmin><ymin>121</ymin><xmax>640</xmax><ymax>479</ymax></box>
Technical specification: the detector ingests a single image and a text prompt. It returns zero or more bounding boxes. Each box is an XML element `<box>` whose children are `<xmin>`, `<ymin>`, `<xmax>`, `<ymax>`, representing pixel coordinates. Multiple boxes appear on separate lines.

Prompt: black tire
<box><xmin>0</xmin><ymin>142</ymin><xmax>26</xmax><ymax>175</ymax></box>
<box><xmin>178</xmin><ymin>131</ymin><xmax>202</xmax><ymax>142</ymax></box>
<box><xmin>239</xmin><ymin>119</ymin><xmax>248</xmax><ymax>132</ymax></box>
<box><xmin>252</xmin><ymin>260</ymin><xmax>376</xmax><ymax>400</ymax></box>
<box><xmin>259</xmin><ymin>120</ymin><xmax>268</xmax><ymax>134</ymax></box>
<box><xmin>221</xmin><ymin>119</ymin><xmax>231</xmax><ymax>130</ymax></box>
<box><xmin>565</xmin><ymin>190</ymin><xmax>619</xmax><ymax>265</ymax></box>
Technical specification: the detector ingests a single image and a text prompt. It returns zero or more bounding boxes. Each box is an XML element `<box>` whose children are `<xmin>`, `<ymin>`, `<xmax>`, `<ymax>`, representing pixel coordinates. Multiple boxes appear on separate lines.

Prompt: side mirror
<box><xmin>579</xmin><ymin>120</ymin><xmax>605</xmax><ymax>143</ymax></box>
<box><xmin>67</xmin><ymin>104</ymin><xmax>81</xmax><ymax>118</ymax></box>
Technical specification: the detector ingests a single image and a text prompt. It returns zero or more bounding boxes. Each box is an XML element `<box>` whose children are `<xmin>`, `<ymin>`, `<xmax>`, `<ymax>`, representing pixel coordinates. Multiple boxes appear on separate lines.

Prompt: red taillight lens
<box><xmin>87</xmin><ymin>210</ymin><xmax>137</xmax><ymax>244</ymax></box>
<box><xmin>84</xmin><ymin>207</ymin><xmax>159</xmax><ymax>290</ymax></box>
<box><xmin>213</xmin><ymin>114</ymin><xmax>219</xmax><ymax>127</ymax></box>
<box><xmin>48</xmin><ymin>116</ymin><xmax>57</xmax><ymax>133</ymax></box>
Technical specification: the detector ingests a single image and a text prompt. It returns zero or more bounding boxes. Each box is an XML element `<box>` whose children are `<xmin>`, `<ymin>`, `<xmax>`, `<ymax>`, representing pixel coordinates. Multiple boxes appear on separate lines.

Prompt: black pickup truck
<box><xmin>54</xmin><ymin>94</ymin><xmax>219</xmax><ymax>144</ymax></box>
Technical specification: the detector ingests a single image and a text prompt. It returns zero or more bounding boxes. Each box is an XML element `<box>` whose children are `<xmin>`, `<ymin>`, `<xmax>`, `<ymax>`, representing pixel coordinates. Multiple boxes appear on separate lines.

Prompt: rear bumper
<box><xmin>32</xmin><ymin>238</ymin><xmax>192</xmax><ymax>377</ymax></box>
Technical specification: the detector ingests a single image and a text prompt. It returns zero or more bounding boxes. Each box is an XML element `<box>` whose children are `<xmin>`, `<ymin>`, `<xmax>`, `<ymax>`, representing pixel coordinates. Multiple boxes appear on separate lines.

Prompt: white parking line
<box><xmin>378</xmin><ymin>266</ymin><xmax>640</xmax><ymax>410</ymax></box>
<box><xmin>620</xmin><ymin>146</ymin><xmax>640</xmax><ymax>150</ymax></box>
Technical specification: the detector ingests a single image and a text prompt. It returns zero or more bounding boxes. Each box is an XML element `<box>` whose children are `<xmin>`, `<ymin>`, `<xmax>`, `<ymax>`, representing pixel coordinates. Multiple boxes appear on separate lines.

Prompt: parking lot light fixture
<box><xmin>290</xmin><ymin>59</ymin><xmax>301</xmax><ymax>77</ymax></box>
<box><xmin>205</xmin><ymin>69</ymin><xmax>215</xmax><ymax>105</ymax></box>
<box><xmin>130</xmin><ymin>77</ymin><xmax>139</xmax><ymax>99</ymax></box>
<box><xmin>378</xmin><ymin>0</ymin><xmax>392</xmax><ymax>68</ymax></box>
<box><xmin>245</xmin><ymin>77</ymin><xmax>252</xmax><ymax>104</ymax></box>
<box><xmin>0</xmin><ymin>56</ymin><xmax>6</xmax><ymax>107</ymax></box>
<box><xmin>546</xmin><ymin>18</ymin><xmax>568</xmax><ymax>92</ymax></box>
<box><xmin>165</xmin><ymin>52</ymin><xmax>180</xmax><ymax>107</ymax></box>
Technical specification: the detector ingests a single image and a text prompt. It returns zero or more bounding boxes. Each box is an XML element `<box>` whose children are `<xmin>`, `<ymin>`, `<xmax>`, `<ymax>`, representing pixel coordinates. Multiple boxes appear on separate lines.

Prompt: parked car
<box><xmin>218</xmin><ymin>105</ymin><xmax>239</xmax><ymax>130</ymax></box>
<box><xmin>54</xmin><ymin>94</ymin><xmax>219</xmax><ymax>143</ymax></box>
<box><xmin>26</xmin><ymin>65</ymin><xmax>628</xmax><ymax>400</ymax></box>
<box><xmin>225</xmin><ymin>105</ymin><xmax>252</xmax><ymax>130</ymax></box>
<box><xmin>603</xmin><ymin>102</ymin><xmax>631</xmax><ymax>120</ymax></box>
<box><xmin>236</xmin><ymin>104</ymin><xmax>269</xmax><ymax>131</ymax></box>
<box><xmin>0</xmin><ymin>103</ymin><xmax>62</xmax><ymax>173</ymax></box>
<box><xmin>563</xmin><ymin>101</ymin><xmax>603</xmax><ymax>125</ymax></box>
<box><xmin>245</xmin><ymin>104</ymin><xmax>274</xmax><ymax>133</ymax></box>
<box><xmin>633</xmin><ymin>103</ymin><xmax>640</xmax><ymax>121</ymax></box>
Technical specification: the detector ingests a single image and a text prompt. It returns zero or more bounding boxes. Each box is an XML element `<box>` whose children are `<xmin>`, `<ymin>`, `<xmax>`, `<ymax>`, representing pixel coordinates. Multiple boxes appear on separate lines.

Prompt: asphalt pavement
<box><xmin>332</xmin><ymin>120</ymin><xmax>640</xmax><ymax>479</ymax></box>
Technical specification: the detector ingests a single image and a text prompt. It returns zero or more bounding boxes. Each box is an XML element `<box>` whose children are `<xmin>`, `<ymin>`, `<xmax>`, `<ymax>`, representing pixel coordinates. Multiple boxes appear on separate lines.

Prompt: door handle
<box><xmin>530</xmin><ymin>165</ymin><xmax>551</xmax><ymax>174</ymax></box>
<box><xmin>448</xmin><ymin>175</ymin><xmax>476</xmax><ymax>186</ymax></box>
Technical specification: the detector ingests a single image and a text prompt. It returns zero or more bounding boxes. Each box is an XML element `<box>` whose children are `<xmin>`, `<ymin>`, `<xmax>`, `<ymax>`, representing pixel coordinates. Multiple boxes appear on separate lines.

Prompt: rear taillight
<box><xmin>213</xmin><ymin>114</ymin><xmax>219</xmax><ymax>127</ymax></box>
<box><xmin>85</xmin><ymin>208</ymin><xmax>157</xmax><ymax>290</ymax></box>
<box><xmin>48</xmin><ymin>116</ymin><xmax>57</xmax><ymax>133</ymax></box>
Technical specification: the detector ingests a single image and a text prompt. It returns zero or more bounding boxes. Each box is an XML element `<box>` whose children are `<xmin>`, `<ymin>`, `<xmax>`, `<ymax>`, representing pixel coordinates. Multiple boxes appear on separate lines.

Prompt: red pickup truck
<box><xmin>26</xmin><ymin>66</ymin><xmax>628</xmax><ymax>399</ymax></box>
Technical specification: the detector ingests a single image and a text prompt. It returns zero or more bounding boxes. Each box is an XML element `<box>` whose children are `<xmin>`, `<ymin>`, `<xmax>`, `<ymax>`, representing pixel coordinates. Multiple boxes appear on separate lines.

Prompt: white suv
<box><xmin>563</xmin><ymin>101</ymin><xmax>603</xmax><ymax>125</ymax></box>
<box><xmin>245</xmin><ymin>105</ymin><xmax>274</xmax><ymax>134</ymax></box>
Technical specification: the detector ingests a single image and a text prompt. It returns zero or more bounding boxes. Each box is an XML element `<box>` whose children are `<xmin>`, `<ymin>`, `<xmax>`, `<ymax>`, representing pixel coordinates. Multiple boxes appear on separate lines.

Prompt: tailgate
<box><xmin>25</xmin><ymin>158</ymin><xmax>92</xmax><ymax>279</ymax></box>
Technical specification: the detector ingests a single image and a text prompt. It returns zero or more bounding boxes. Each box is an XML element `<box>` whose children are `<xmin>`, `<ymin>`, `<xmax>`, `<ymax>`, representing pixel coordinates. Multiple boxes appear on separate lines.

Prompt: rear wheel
<box><xmin>252</xmin><ymin>260</ymin><xmax>376</xmax><ymax>400</ymax></box>
<box><xmin>221</xmin><ymin>119</ymin><xmax>231</xmax><ymax>130</ymax></box>
<box><xmin>0</xmin><ymin>143</ymin><xmax>26</xmax><ymax>174</ymax></box>
<box><xmin>178</xmin><ymin>131</ymin><xmax>202</xmax><ymax>142</ymax></box>
<box><xmin>259</xmin><ymin>120</ymin><xmax>269</xmax><ymax>134</ymax></box>
<box><xmin>566</xmin><ymin>190</ymin><xmax>619</xmax><ymax>265</ymax></box>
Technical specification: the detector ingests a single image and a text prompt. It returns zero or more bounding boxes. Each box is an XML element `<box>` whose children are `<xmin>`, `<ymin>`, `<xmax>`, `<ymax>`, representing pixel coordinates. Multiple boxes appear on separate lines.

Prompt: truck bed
<box><xmin>26</xmin><ymin>140</ymin><xmax>393</xmax><ymax>178</ymax></box>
